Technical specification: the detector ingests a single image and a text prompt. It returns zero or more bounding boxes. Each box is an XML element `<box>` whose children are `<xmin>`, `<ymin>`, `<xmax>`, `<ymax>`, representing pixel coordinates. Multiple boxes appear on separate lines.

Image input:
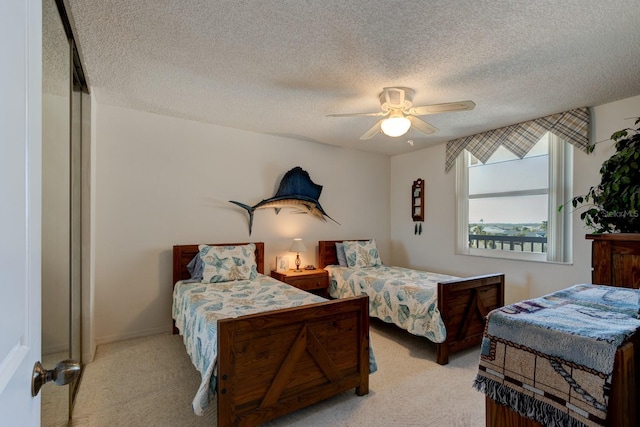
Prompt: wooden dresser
<box><xmin>586</xmin><ymin>233</ymin><xmax>640</xmax><ymax>289</ymax></box>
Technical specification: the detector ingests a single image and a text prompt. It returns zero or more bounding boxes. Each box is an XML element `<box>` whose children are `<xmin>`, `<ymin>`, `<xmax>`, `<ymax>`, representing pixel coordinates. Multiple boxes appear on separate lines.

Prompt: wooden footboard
<box><xmin>436</xmin><ymin>273</ymin><xmax>505</xmax><ymax>365</ymax></box>
<box><xmin>485</xmin><ymin>332</ymin><xmax>639</xmax><ymax>426</ymax></box>
<box><xmin>217</xmin><ymin>295</ymin><xmax>370</xmax><ymax>427</ymax></box>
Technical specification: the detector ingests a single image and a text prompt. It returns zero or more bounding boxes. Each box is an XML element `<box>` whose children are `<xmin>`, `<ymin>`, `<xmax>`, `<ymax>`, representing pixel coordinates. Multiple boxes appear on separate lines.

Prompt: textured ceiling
<box><xmin>66</xmin><ymin>0</ymin><xmax>640</xmax><ymax>156</ymax></box>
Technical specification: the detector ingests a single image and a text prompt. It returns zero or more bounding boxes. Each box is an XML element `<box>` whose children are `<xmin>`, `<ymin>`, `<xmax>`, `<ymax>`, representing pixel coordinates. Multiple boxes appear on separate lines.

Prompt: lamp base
<box><xmin>294</xmin><ymin>253</ymin><xmax>302</xmax><ymax>272</ymax></box>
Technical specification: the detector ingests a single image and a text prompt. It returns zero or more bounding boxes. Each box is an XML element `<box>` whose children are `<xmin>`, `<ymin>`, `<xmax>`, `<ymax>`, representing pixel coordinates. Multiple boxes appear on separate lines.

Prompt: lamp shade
<box><xmin>289</xmin><ymin>238</ymin><xmax>307</xmax><ymax>253</ymax></box>
<box><xmin>381</xmin><ymin>115</ymin><xmax>411</xmax><ymax>137</ymax></box>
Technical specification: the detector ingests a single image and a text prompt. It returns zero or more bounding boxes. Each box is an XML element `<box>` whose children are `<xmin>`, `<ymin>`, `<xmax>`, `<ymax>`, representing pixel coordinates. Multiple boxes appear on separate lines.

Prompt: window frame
<box><xmin>455</xmin><ymin>133</ymin><xmax>573</xmax><ymax>263</ymax></box>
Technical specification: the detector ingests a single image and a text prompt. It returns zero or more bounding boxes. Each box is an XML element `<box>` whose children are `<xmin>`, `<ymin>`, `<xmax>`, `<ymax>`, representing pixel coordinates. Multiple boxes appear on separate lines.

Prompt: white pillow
<box><xmin>343</xmin><ymin>239</ymin><xmax>382</xmax><ymax>268</ymax></box>
<box><xmin>199</xmin><ymin>243</ymin><xmax>258</xmax><ymax>283</ymax></box>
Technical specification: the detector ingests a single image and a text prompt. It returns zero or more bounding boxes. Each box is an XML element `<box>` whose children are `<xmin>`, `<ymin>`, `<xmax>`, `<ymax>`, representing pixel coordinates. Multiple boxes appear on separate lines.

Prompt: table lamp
<box><xmin>289</xmin><ymin>238</ymin><xmax>307</xmax><ymax>272</ymax></box>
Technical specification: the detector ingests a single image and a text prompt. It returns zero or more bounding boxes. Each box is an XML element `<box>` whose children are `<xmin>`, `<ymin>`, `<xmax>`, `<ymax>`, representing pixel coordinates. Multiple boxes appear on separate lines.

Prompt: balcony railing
<box><xmin>468</xmin><ymin>234</ymin><xmax>547</xmax><ymax>253</ymax></box>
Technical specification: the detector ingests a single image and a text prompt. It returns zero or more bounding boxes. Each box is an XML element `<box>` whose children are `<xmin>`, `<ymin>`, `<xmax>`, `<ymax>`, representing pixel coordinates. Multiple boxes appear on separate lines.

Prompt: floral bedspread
<box><xmin>326</xmin><ymin>265</ymin><xmax>459</xmax><ymax>343</ymax></box>
<box><xmin>172</xmin><ymin>274</ymin><xmax>326</xmax><ymax>415</ymax></box>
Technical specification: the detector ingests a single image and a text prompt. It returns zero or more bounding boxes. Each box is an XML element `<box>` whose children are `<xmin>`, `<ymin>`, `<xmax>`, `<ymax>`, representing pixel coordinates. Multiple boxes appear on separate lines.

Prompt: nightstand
<box><xmin>271</xmin><ymin>269</ymin><xmax>329</xmax><ymax>297</ymax></box>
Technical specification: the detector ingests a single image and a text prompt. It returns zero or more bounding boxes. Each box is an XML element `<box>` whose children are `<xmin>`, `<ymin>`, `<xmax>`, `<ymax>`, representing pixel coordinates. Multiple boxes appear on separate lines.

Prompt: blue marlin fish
<box><xmin>230</xmin><ymin>166</ymin><xmax>339</xmax><ymax>235</ymax></box>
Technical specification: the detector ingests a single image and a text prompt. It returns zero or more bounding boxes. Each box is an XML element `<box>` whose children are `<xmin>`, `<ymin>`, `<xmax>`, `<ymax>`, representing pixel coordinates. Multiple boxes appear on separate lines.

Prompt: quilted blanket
<box><xmin>473</xmin><ymin>284</ymin><xmax>640</xmax><ymax>427</ymax></box>
<box><xmin>326</xmin><ymin>265</ymin><xmax>459</xmax><ymax>343</ymax></box>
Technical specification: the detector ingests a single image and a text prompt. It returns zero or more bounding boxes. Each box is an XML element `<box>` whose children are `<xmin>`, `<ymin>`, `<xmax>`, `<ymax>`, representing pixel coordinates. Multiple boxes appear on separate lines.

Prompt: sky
<box><xmin>468</xmin><ymin>140</ymin><xmax>549</xmax><ymax>224</ymax></box>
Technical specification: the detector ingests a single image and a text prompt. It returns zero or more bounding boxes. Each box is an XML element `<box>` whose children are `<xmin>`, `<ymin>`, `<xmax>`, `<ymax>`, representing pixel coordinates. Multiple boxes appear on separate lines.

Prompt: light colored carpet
<box><xmin>71</xmin><ymin>319</ymin><xmax>485</xmax><ymax>426</ymax></box>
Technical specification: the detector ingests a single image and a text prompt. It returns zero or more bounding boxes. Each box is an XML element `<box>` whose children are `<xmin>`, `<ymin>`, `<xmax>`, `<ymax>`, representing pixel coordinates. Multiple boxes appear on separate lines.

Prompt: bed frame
<box><xmin>318</xmin><ymin>240</ymin><xmax>505</xmax><ymax>365</ymax></box>
<box><xmin>172</xmin><ymin>243</ymin><xmax>370</xmax><ymax>427</ymax></box>
<box><xmin>485</xmin><ymin>328</ymin><xmax>639</xmax><ymax>426</ymax></box>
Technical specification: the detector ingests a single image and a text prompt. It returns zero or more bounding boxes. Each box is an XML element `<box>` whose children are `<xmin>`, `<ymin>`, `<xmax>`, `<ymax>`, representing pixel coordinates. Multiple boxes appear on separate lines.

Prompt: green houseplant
<box><xmin>562</xmin><ymin>117</ymin><xmax>640</xmax><ymax>233</ymax></box>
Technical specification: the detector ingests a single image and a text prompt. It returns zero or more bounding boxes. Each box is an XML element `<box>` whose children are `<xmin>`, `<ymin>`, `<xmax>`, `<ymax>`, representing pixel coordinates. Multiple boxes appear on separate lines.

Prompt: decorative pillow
<box><xmin>343</xmin><ymin>239</ymin><xmax>382</xmax><ymax>268</ymax></box>
<box><xmin>199</xmin><ymin>243</ymin><xmax>258</xmax><ymax>283</ymax></box>
<box><xmin>335</xmin><ymin>242</ymin><xmax>348</xmax><ymax>267</ymax></box>
<box><xmin>186</xmin><ymin>254</ymin><xmax>204</xmax><ymax>280</ymax></box>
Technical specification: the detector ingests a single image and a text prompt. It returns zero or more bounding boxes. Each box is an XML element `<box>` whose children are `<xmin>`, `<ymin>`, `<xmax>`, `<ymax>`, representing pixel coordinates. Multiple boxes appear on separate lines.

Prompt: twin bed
<box><xmin>476</xmin><ymin>284</ymin><xmax>640</xmax><ymax>427</ymax></box>
<box><xmin>318</xmin><ymin>239</ymin><xmax>505</xmax><ymax>365</ymax></box>
<box><xmin>172</xmin><ymin>242</ymin><xmax>371</xmax><ymax>426</ymax></box>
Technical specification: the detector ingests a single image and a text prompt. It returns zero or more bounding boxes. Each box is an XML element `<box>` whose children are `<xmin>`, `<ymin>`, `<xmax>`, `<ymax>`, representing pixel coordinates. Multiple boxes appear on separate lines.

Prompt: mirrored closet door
<box><xmin>42</xmin><ymin>0</ymin><xmax>86</xmax><ymax>424</ymax></box>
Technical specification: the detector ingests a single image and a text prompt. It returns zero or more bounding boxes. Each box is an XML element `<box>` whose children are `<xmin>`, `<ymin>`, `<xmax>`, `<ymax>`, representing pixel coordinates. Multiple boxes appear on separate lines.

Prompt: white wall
<box><xmin>390</xmin><ymin>95</ymin><xmax>640</xmax><ymax>304</ymax></box>
<box><xmin>93</xmin><ymin>104</ymin><xmax>390</xmax><ymax>344</ymax></box>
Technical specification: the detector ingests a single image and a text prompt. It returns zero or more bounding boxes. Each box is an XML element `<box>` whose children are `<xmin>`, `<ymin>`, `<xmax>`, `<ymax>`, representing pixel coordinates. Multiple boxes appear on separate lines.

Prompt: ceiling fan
<box><xmin>327</xmin><ymin>87</ymin><xmax>475</xmax><ymax>141</ymax></box>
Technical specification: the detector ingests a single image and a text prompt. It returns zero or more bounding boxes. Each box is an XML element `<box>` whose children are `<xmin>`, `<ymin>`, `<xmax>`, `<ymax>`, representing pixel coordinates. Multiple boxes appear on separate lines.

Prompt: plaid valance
<box><xmin>445</xmin><ymin>107</ymin><xmax>590</xmax><ymax>172</ymax></box>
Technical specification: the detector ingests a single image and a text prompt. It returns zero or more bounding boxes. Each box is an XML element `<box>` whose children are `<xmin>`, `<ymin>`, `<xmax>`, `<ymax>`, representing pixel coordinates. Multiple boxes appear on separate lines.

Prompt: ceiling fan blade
<box><xmin>409</xmin><ymin>116</ymin><xmax>438</xmax><ymax>135</ymax></box>
<box><xmin>408</xmin><ymin>100</ymin><xmax>475</xmax><ymax>116</ymax></box>
<box><xmin>327</xmin><ymin>111</ymin><xmax>387</xmax><ymax>118</ymax></box>
<box><xmin>360</xmin><ymin>120</ymin><xmax>383</xmax><ymax>140</ymax></box>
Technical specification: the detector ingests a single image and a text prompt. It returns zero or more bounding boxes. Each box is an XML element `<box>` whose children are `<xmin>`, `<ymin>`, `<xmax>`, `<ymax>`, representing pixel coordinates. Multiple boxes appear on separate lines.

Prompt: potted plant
<box><xmin>561</xmin><ymin>117</ymin><xmax>640</xmax><ymax>233</ymax></box>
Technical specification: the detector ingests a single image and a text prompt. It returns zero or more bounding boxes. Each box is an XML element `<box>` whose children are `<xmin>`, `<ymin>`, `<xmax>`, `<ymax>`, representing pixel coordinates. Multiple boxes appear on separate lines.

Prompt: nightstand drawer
<box><xmin>271</xmin><ymin>269</ymin><xmax>329</xmax><ymax>297</ymax></box>
<box><xmin>287</xmin><ymin>275</ymin><xmax>327</xmax><ymax>291</ymax></box>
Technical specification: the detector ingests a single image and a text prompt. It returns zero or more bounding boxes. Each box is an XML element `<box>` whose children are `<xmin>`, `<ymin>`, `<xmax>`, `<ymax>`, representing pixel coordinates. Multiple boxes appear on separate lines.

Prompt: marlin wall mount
<box><xmin>230</xmin><ymin>166</ymin><xmax>339</xmax><ymax>235</ymax></box>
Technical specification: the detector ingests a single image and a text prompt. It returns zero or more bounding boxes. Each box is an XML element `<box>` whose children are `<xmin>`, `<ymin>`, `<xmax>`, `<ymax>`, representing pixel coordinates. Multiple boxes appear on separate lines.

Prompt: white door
<box><xmin>0</xmin><ymin>0</ymin><xmax>42</xmax><ymax>425</ymax></box>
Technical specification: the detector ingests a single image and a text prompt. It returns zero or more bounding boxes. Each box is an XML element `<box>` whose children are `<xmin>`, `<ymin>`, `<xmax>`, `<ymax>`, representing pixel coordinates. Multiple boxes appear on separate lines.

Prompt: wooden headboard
<box><xmin>318</xmin><ymin>239</ymin><xmax>369</xmax><ymax>268</ymax></box>
<box><xmin>172</xmin><ymin>242</ymin><xmax>265</xmax><ymax>285</ymax></box>
<box><xmin>171</xmin><ymin>242</ymin><xmax>264</xmax><ymax>335</ymax></box>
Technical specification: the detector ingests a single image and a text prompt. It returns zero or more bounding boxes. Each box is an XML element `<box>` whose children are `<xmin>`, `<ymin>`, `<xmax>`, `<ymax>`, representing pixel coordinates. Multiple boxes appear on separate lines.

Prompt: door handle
<box><xmin>31</xmin><ymin>359</ymin><xmax>81</xmax><ymax>397</ymax></box>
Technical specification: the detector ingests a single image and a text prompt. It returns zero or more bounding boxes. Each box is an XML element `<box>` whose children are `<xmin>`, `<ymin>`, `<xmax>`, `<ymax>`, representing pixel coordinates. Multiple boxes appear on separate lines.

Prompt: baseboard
<box><xmin>95</xmin><ymin>325</ymin><xmax>172</xmax><ymax>347</ymax></box>
<box><xmin>82</xmin><ymin>338</ymin><xmax>96</xmax><ymax>363</ymax></box>
<box><xmin>82</xmin><ymin>349</ymin><xmax>95</xmax><ymax>364</ymax></box>
<box><xmin>44</xmin><ymin>342</ymin><xmax>95</xmax><ymax>363</ymax></box>
<box><xmin>43</xmin><ymin>342</ymin><xmax>68</xmax><ymax>356</ymax></box>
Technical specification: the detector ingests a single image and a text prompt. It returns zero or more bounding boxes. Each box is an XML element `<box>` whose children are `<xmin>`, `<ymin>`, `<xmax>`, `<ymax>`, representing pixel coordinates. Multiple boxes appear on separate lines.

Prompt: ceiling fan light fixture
<box><xmin>381</xmin><ymin>114</ymin><xmax>411</xmax><ymax>137</ymax></box>
<box><xmin>328</xmin><ymin>87</ymin><xmax>474</xmax><ymax>140</ymax></box>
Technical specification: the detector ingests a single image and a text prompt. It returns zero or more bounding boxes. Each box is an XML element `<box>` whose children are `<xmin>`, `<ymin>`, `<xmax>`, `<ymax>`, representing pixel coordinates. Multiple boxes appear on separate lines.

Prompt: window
<box><xmin>455</xmin><ymin>132</ymin><xmax>572</xmax><ymax>263</ymax></box>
